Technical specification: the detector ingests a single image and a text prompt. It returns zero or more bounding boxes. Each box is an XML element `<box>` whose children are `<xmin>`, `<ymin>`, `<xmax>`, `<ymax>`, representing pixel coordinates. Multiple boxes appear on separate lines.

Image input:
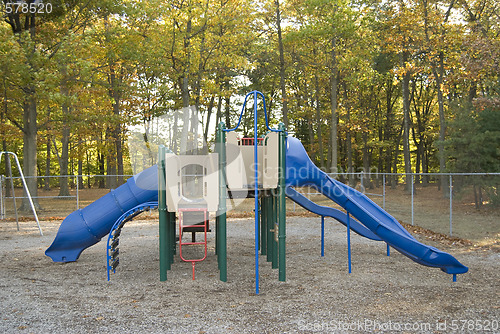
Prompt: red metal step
<box><xmin>178</xmin><ymin>208</ymin><xmax>209</xmax><ymax>280</ymax></box>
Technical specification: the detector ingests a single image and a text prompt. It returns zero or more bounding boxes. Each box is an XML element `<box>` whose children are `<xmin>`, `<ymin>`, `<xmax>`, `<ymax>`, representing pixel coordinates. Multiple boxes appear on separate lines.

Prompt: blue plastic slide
<box><xmin>45</xmin><ymin>166</ymin><xmax>158</xmax><ymax>262</ymax></box>
<box><xmin>285</xmin><ymin>187</ymin><xmax>381</xmax><ymax>241</ymax></box>
<box><xmin>285</xmin><ymin>136</ymin><xmax>468</xmax><ymax>275</ymax></box>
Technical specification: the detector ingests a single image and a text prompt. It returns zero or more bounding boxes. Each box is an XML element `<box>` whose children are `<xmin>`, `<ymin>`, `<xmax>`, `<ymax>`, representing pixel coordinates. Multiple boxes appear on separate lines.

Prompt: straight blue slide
<box><xmin>285</xmin><ymin>136</ymin><xmax>468</xmax><ymax>275</ymax></box>
<box><xmin>285</xmin><ymin>187</ymin><xmax>381</xmax><ymax>241</ymax></box>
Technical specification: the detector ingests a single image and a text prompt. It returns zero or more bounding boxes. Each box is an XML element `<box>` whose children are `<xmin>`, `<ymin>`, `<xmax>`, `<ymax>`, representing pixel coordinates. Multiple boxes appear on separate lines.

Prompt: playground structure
<box><xmin>45</xmin><ymin>91</ymin><xmax>468</xmax><ymax>294</ymax></box>
<box><xmin>0</xmin><ymin>151</ymin><xmax>42</xmax><ymax>235</ymax></box>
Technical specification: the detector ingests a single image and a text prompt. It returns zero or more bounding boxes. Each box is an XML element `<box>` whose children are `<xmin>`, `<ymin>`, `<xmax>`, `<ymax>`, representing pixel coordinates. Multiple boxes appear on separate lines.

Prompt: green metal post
<box><xmin>215</xmin><ymin>217</ymin><xmax>219</xmax><ymax>256</ymax></box>
<box><xmin>170</xmin><ymin>212</ymin><xmax>176</xmax><ymax>258</ymax></box>
<box><xmin>165</xmin><ymin>210</ymin><xmax>172</xmax><ymax>270</ymax></box>
<box><xmin>158</xmin><ymin>145</ymin><xmax>168</xmax><ymax>281</ymax></box>
<box><xmin>278</xmin><ymin>123</ymin><xmax>286</xmax><ymax>281</ymax></box>
<box><xmin>261</xmin><ymin>193</ymin><xmax>267</xmax><ymax>256</ymax></box>
<box><xmin>271</xmin><ymin>193</ymin><xmax>278</xmax><ymax>269</ymax></box>
<box><xmin>266</xmin><ymin>195</ymin><xmax>273</xmax><ymax>263</ymax></box>
<box><xmin>216</xmin><ymin>123</ymin><xmax>227</xmax><ymax>282</ymax></box>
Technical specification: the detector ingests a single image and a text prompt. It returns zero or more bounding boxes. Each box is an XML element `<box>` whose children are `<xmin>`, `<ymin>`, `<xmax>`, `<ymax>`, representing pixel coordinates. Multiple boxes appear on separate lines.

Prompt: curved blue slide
<box><xmin>45</xmin><ymin>166</ymin><xmax>158</xmax><ymax>262</ymax></box>
<box><xmin>285</xmin><ymin>136</ymin><xmax>468</xmax><ymax>275</ymax></box>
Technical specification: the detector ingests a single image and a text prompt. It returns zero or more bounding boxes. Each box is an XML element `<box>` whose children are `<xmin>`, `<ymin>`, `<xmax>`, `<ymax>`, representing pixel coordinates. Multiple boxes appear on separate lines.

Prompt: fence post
<box><xmin>76</xmin><ymin>175</ymin><xmax>80</xmax><ymax>210</ymax></box>
<box><xmin>0</xmin><ymin>175</ymin><xmax>4</xmax><ymax>219</ymax></box>
<box><xmin>411</xmin><ymin>174</ymin><xmax>414</xmax><ymax>226</ymax></box>
<box><xmin>449</xmin><ymin>174</ymin><xmax>453</xmax><ymax>237</ymax></box>
<box><xmin>360</xmin><ymin>171</ymin><xmax>364</xmax><ymax>193</ymax></box>
<box><xmin>382</xmin><ymin>174</ymin><xmax>386</xmax><ymax>210</ymax></box>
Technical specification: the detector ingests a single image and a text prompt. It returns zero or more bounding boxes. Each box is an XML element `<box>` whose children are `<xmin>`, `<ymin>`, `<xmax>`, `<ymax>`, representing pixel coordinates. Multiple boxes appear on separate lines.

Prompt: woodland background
<box><xmin>0</xmin><ymin>0</ymin><xmax>499</xmax><ymax>209</ymax></box>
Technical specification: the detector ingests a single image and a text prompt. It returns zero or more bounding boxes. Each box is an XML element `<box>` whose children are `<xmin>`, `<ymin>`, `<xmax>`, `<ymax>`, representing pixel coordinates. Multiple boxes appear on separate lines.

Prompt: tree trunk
<box><xmin>108</xmin><ymin>63</ymin><xmax>124</xmax><ymax>186</ymax></box>
<box><xmin>105</xmin><ymin>127</ymin><xmax>117</xmax><ymax>189</ymax></box>
<box><xmin>21</xmin><ymin>93</ymin><xmax>40</xmax><ymax>211</ymax></box>
<box><xmin>384</xmin><ymin>76</ymin><xmax>396</xmax><ymax>187</ymax></box>
<box><xmin>343</xmin><ymin>85</ymin><xmax>354</xmax><ymax>187</ymax></box>
<box><xmin>315</xmin><ymin>74</ymin><xmax>325</xmax><ymax>170</ymax></box>
<box><xmin>2</xmin><ymin>81</ymin><xmax>12</xmax><ymax>197</ymax></box>
<box><xmin>400</xmin><ymin>51</ymin><xmax>412</xmax><ymax>193</ymax></box>
<box><xmin>77</xmin><ymin>158</ymin><xmax>83</xmax><ymax>189</ymax></box>
<box><xmin>203</xmin><ymin>95</ymin><xmax>215</xmax><ymax>150</ymax></box>
<box><xmin>44</xmin><ymin>137</ymin><xmax>51</xmax><ymax>191</ymax></box>
<box><xmin>2</xmin><ymin>141</ymin><xmax>12</xmax><ymax>197</ymax></box>
<box><xmin>98</xmin><ymin>148</ymin><xmax>105</xmax><ymax>189</ymax></box>
<box><xmin>59</xmin><ymin>64</ymin><xmax>71</xmax><ymax>197</ymax></box>
<box><xmin>392</xmin><ymin>121</ymin><xmax>404</xmax><ymax>189</ymax></box>
<box><xmin>224</xmin><ymin>95</ymin><xmax>231</xmax><ymax>130</ymax></box>
<box><xmin>275</xmin><ymin>0</ymin><xmax>288</xmax><ymax>129</ymax></box>
<box><xmin>329</xmin><ymin>38</ymin><xmax>338</xmax><ymax>174</ymax></box>
<box><xmin>216</xmin><ymin>95</ymin><xmax>223</xmax><ymax>126</ymax></box>
<box><xmin>362</xmin><ymin>132</ymin><xmax>370</xmax><ymax>190</ymax></box>
<box><xmin>9</xmin><ymin>12</ymin><xmax>40</xmax><ymax>210</ymax></box>
<box><xmin>435</xmin><ymin>53</ymin><xmax>449</xmax><ymax>196</ymax></box>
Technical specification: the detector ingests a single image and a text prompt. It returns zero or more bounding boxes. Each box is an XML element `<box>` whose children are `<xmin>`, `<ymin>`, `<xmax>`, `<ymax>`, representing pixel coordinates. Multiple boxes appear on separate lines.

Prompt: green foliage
<box><xmin>445</xmin><ymin>99</ymin><xmax>500</xmax><ymax>206</ymax></box>
<box><xmin>0</xmin><ymin>0</ymin><xmax>498</xmax><ymax>192</ymax></box>
<box><xmin>445</xmin><ymin>100</ymin><xmax>500</xmax><ymax>173</ymax></box>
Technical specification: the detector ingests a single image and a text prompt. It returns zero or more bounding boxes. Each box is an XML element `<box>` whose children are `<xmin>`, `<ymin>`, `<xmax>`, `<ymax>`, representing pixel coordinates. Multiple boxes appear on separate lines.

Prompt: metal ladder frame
<box><xmin>0</xmin><ymin>152</ymin><xmax>42</xmax><ymax>235</ymax></box>
<box><xmin>178</xmin><ymin>207</ymin><xmax>208</xmax><ymax>280</ymax></box>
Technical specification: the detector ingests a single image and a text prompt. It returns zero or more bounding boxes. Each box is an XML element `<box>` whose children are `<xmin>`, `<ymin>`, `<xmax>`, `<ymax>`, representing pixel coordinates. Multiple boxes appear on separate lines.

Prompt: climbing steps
<box><xmin>106</xmin><ymin>202</ymin><xmax>158</xmax><ymax>281</ymax></box>
<box><xmin>178</xmin><ymin>208</ymin><xmax>209</xmax><ymax>280</ymax></box>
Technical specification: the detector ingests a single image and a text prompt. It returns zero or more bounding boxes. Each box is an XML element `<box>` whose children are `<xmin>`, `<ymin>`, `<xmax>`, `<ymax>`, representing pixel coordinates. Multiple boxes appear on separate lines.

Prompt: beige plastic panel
<box><xmin>165</xmin><ymin>153</ymin><xmax>179</xmax><ymax>211</ymax></box>
<box><xmin>226</xmin><ymin>132</ymin><xmax>245</xmax><ymax>191</ymax></box>
<box><xmin>240</xmin><ymin>145</ymin><xmax>264</xmax><ymax>188</ymax></box>
<box><xmin>164</xmin><ymin>153</ymin><xmax>219</xmax><ymax>212</ymax></box>
<box><xmin>263</xmin><ymin>131</ymin><xmax>279</xmax><ymax>189</ymax></box>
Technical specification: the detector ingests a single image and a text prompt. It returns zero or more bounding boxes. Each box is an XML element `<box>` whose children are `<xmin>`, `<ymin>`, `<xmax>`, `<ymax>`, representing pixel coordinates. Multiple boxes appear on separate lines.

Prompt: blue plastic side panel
<box><xmin>45</xmin><ymin>166</ymin><xmax>158</xmax><ymax>262</ymax></box>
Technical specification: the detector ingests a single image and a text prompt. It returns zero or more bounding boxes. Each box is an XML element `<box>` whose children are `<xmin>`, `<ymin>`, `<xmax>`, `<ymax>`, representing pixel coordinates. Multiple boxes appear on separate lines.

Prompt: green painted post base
<box><xmin>261</xmin><ymin>194</ymin><xmax>267</xmax><ymax>256</ymax></box>
<box><xmin>278</xmin><ymin>123</ymin><xmax>286</xmax><ymax>282</ymax></box>
<box><xmin>216</xmin><ymin>123</ymin><xmax>228</xmax><ymax>282</ymax></box>
<box><xmin>271</xmin><ymin>194</ymin><xmax>278</xmax><ymax>269</ymax></box>
<box><xmin>265</xmin><ymin>196</ymin><xmax>272</xmax><ymax>263</ymax></box>
<box><xmin>158</xmin><ymin>145</ymin><xmax>168</xmax><ymax>281</ymax></box>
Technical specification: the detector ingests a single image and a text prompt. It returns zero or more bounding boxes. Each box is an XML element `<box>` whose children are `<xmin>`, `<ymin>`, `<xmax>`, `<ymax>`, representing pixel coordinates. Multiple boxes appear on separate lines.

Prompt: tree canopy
<box><xmin>0</xmin><ymin>0</ymin><xmax>498</xmax><ymax>202</ymax></box>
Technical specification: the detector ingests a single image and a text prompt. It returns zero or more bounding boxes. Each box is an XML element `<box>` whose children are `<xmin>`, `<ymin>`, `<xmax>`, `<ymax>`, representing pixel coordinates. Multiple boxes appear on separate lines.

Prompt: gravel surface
<box><xmin>0</xmin><ymin>217</ymin><xmax>498</xmax><ymax>333</ymax></box>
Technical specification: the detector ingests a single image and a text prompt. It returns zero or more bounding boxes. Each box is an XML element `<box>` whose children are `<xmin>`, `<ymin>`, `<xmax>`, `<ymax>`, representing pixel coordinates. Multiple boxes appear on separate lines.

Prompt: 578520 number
<box><xmin>4</xmin><ymin>1</ymin><xmax>53</xmax><ymax>14</ymax></box>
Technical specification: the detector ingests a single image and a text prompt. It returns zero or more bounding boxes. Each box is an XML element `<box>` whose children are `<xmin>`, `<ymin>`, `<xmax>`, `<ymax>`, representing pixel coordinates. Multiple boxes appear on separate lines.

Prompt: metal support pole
<box><xmin>252</xmin><ymin>92</ymin><xmax>260</xmax><ymax>294</ymax></box>
<box><xmin>271</xmin><ymin>194</ymin><xmax>278</xmax><ymax>269</ymax></box>
<box><xmin>278</xmin><ymin>123</ymin><xmax>286</xmax><ymax>282</ymax></box>
<box><xmin>411</xmin><ymin>174</ymin><xmax>414</xmax><ymax>226</ymax></box>
<box><xmin>321</xmin><ymin>216</ymin><xmax>325</xmax><ymax>257</ymax></box>
<box><xmin>347</xmin><ymin>212</ymin><xmax>352</xmax><ymax>274</ymax></box>
<box><xmin>449</xmin><ymin>175</ymin><xmax>453</xmax><ymax>237</ymax></box>
<box><xmin>2</xmin><ymin>152</ymin><xmax>42</xmax><ymax>235</ymax></box>
<box><xmin>0</xmin><ymin>175</ymin><xmax>4</xmax><ymax>220</ymax></box>
<box><xmin>266</xmin><ymin>196</ymin><xmax>273</xmax><ymax>263</ymax></box>
<box><xmin>170</xmin><ymin>212</ymin><xmax>176</xmax><ymax>258</ymax></box>
<box><xmin>10</xmin><ymin>171</ymin><xmax>18</xmax><ymax>229</ymax></box>
<box><xmin>382</xmin><ymin>174</ymin><xmax>386</xmax><ymax>210</ymax></box>
<box><xmin>261</xmin><ymin>194</ymin><xmax>267</xmax><ymax>256</ymax></box>
<box><xmin>76</xmin><ymin>175</ymin><xmax>80</xmax><ymax>210</ymax></box>
<box><xmin>158</xmin><ymin>145</ymin><xmax>168</xmax><ymax>281</ymax></box>
<box><xmin>216</xmin><ymin>123</ymin><xmax>227</xmax><ymax>282</ymax></box>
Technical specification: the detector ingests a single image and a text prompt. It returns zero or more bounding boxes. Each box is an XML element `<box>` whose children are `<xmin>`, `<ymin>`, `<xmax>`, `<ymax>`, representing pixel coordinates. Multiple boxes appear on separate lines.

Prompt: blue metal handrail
<box><xmin>220</xmin><ymin>90</ymin><xmax>284</xmax><ymax>295</ymax></box>
<box><xmin>223</xmin><ymin>91</ymin><xmax>282</xmax><ymax>134</ymax></box>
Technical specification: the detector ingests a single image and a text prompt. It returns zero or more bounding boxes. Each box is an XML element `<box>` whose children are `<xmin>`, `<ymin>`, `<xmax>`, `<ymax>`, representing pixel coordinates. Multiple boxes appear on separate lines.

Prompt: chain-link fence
<box><xmin>1</xmin><ymin>173</ymin><xmax>498</xmax><ymax>242</ymax></box>
<box><xmin>291</xmin><ymin>172</ymin><xmax>499</xmax><ymax>243</ymax></box>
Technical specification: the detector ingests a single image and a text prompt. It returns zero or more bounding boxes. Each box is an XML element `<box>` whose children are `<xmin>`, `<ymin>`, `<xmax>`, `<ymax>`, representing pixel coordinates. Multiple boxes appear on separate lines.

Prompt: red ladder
<box><xmin>178</xmin><ymin>208</ymin><xmax>208</xmax><ymax>280</ymax></box>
